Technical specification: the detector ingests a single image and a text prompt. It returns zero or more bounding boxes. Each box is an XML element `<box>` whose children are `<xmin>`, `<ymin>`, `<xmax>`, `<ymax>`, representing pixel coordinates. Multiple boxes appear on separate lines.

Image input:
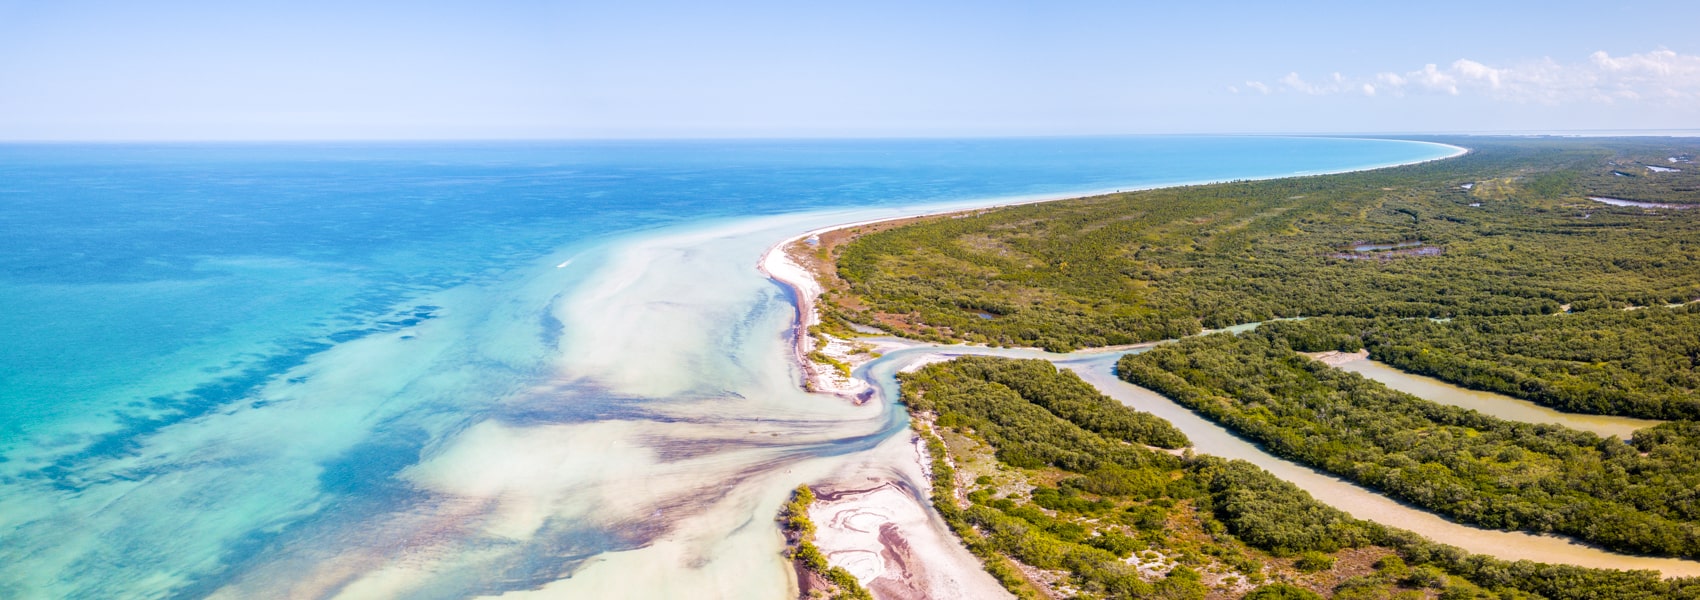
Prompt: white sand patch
<box><xmin>898</xmin><ymin>353</ymin><xmax>957</xmax><ymax>374</ymax></box>
<box><xmin>813</xmin><ymin>488</ymin><xmax>904</xmax><ymax>582</ymax></box>
<box><xmin>1305</xmin><ymin>349</ymin><xmax>1370</xmax><ymax>366</ymax></box>
<box><xmin>758</xmin><ymin>227</ymin><xmax>878</xmax><ymax>401</ymax></box>
<box><xmin>807</xmin><ymin>464</ymin><xmax>1012</xmax><ymax>599</ymax></box>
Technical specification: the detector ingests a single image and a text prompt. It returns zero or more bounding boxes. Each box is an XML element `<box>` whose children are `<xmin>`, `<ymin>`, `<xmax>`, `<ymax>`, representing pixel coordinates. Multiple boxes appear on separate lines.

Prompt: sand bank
<box><xmin>1307</xmin><ymin>348</ymin><xmax>1370</xmax><ymax>366</ymax></box>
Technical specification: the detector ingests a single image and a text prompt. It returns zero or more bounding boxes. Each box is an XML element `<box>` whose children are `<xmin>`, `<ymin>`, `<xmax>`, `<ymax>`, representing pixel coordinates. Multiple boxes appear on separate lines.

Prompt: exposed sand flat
<box><xmin>758</xmin><ymin>230</ymin><xmax>873</xmax><ymax>401</ymax></box>
<box><xmin>809</xmin><ymin>479</ymin><xmax>1006</xmax><ymax>600</ymax></box>
<box><xmin>1308</xmin><ymin>349</ymin><xmax>1369</xmax><ymax>366</ymax></box>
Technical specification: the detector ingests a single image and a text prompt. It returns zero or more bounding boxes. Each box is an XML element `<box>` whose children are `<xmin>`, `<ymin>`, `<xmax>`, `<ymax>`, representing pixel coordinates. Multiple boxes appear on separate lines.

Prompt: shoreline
<box><xmin>757</xmin><ymin>138</ymin><xmax>1467</xmax><ymax>398</ymax></box>
<box><xmin>753</xmin><ymin>140</ymin><xmax>1700</xmax><ymax>594</ymax></box>
<box><xmin>755</xmin><ymin>139</ymin><xmax>1478</xmax><ymax>597</ymax></box>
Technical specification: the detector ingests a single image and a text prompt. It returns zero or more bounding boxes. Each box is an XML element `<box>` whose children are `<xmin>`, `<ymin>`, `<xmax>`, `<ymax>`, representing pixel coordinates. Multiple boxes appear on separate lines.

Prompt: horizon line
<box><xmin>3</xmin><ymin>128</ymin><xmax>1699</xmax><ymax>144</ymax></box>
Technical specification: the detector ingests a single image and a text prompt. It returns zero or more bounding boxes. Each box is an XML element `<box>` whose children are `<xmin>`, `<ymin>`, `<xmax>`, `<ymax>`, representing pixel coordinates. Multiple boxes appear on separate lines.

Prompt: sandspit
<box><xmin>760</xmin><ymin>217</ymin><xmax>1014</xmax><ymax>599</ymax></box>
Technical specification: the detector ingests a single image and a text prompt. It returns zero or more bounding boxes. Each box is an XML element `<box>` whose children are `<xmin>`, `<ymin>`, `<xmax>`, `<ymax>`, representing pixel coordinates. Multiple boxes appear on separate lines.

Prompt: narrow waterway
<box><xmin>0</xmin><ymin>137</ymin><xmax>1470</xmax><ymax>599</ymax></box>
<box><xmin>1334</xmin><ymin>359</ymin><xmax>1660</xmax><ymax>439</ymax></box>
<box><xmin>861</xmin><ymin>343</ymin><xmax>1700</xmax><ymax>577</ymax></box>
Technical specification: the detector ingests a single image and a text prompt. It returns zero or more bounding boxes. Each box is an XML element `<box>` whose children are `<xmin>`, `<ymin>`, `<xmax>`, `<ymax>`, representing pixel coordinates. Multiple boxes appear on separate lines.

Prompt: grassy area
<box><xmin>1121</xmin><ymin>330</ymin><xmax>1700</xmax><ymax>561</ymax></box>
<box><xmin>898</xmin><ymin>356</ymin><xmax>1624</xmax><ymax>600</ymax></box>
<box><xmin>1256</xmin><ymin>308</ymin><xmax>1700</xmax><ymax>420</ymax></box>
<box><xmin>824</xmin><ymin>137</ymin><xmax>1700</xmax><ymax>352</ymax></box>
<box><xmin>832</xmin><ymin>136</ymin><xmax>1700</xmax><ymax>598</ymax></box>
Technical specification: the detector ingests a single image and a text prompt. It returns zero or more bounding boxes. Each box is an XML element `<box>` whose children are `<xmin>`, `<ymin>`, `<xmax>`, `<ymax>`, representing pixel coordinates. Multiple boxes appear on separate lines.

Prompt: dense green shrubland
<box><xmin>830</xmin><ymin>138</ymin><xmax>1700</xmax><ymax>352</ymax></box>
<box><xmin>845</xmin><ymin>137</ymin><xmax>1700</xmax><ymax>598</ymax></box>
<box><xmin>1119</xmin><ymin>331</ymin><xmax>1700</xmax><ymax>559</ymax></box>
<box><xmin>1257</xmin><ymin>308</ymin><xmax>1700</xmax><ymax>420</ymax></box>
<box><xmin>906</xmin><ymin>356</ymin><xmax>1700</xmax><ymax>599</ymax></box>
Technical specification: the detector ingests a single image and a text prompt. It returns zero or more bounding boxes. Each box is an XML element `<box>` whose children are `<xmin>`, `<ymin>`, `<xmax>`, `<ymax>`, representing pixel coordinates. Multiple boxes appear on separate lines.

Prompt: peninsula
<box><xmin>772</xmin><ymin>137</ymin><xmax>1700</xmax><ymax>599</ymax></box>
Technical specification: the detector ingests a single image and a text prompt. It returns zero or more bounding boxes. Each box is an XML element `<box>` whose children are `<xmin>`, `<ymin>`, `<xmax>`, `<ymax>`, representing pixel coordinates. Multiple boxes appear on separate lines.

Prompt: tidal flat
<box><xmin>0</xmin><ymin>138</ymin><xmax>1461</xmax><ymax>598</ymax></box>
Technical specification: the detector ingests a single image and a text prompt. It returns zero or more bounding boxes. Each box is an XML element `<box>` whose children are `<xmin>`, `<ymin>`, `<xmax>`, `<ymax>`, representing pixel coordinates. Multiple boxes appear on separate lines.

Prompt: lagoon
<box><xmin>0</xmin><ymin>137</ymin><xmax>1459</xmax><ymax>598</ymax></box>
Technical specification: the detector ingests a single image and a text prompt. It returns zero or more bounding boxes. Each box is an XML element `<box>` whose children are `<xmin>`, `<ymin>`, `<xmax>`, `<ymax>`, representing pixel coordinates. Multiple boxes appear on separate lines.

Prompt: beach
<box><xmin>765</xmin><ymin>194</ymin><xmax>1700</xmax><ymax>593</ymax></box>
<box><xmin>0</xmin><ymin>137</ymin><xmax>1476</xmax><ymax>599</ymax></box>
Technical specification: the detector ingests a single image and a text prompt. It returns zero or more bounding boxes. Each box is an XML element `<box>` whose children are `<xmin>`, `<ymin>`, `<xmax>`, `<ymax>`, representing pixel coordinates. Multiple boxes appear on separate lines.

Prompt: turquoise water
<box><xmin>0</xmin><ymin>137</ymin><xmax>1455</xmax><ymax>598</ymax></box>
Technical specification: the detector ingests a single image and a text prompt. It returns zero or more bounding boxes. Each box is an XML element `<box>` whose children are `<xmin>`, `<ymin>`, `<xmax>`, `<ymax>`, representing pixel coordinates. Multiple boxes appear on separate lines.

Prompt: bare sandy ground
<box><xmin>759</xmin><ymin>224</ymin><xmax>1012</xmax><ymax>599</ymax></box>
<box><xmin>757</xmin><ymin>228</ymin><xmax>879</xmax><ymax>402</ymax></box>
<box><xmin>1306</xmin><ymin>349</ymin><xmax>1370</xmax><ymax>366</ymax></box>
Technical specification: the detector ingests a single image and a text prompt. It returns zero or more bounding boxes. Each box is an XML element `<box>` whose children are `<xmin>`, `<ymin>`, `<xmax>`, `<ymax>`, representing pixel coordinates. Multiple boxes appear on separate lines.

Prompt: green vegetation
<box><xmin>1574</xmin><ymin>141</ymin><xmax>1700</xmax><ymax>205</ymax></box>
<box><xmin>1119</xmin><ymin>331</ymin><xmax>1700</xmax><ymax>559</ymax></box>
<box><xmin>905</xmin><ymin>357</ymin><xmax>1367</xmax><ymax>599</ymax></box>
<box><xmin>1258</xmin><ymin>307</ymin><xmax>1700</xmax><ymax>419</ymax></box>
<box><xmin>1245</xmin><ymin>583</ymin><xmax>1324</xmax><ymax>600</ymax></box>
<box><xmin>780</xmin><ymin>485</ymin><xmax>874</xmax><ymax>600</ymax></box>
<box><xmin>807</xmin><ymin>350</ymin><xmax>853</xmax><ymax>378</ymax></box>
<box><xmin>917</xmin><ymin>427</ymin><xmax>1042</xmax><ymax>596</ymax></box>
<box><xmin>902</xmin><ymin>356</ymin><xmax>1700</xmax><ymax>599</ymax></box>
<box><xmin>1293</xmin><ymin>551</ymin><xmax>1336</xmax><ymax>573</ymax></box>
<box><xmin>913</xmin><ymin>356</ymin><xmax>1189</xmax><ymax>452</ymax></box>
<box><xmin>826</xmin><ymin>138</ymin><xmax>1700</xmax><ymax>352</ymax></box>
<box><xmin>837</xmin><ymin>137</ymin><xmax>1700</xmax><ymax>597</ymax></box>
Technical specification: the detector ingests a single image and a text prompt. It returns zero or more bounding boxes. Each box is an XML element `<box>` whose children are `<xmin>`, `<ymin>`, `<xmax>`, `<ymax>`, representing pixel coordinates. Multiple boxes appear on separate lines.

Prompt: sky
<box><xmin>1</xmin><ymin>0</ymin><xmax>1697</xmax><ymax>140</ymax></box>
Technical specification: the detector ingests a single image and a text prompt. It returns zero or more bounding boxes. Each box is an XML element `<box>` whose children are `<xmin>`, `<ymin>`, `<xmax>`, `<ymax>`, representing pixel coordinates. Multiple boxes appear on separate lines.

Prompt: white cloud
<box><xmin>1253</xmin><ymin>72</ymin><xmax>1377</xmax><ymax>97</ymax></box>
<box><xmin>1452</xmin><ymin>59</ymin><xmax>1502</xmax><ymax>88</ymax></box>
<box><xmin>1279</xmin><ymin>72</ymin><xmax>1317</xmax><ymax>94</ymax></box>
<box><xmin>1244</xmin><ymin>49</ymin><xmax>1700</xmax><ymax>105</ymax></box>
<box><xmin>1409</xmin><ymin>64</ymin><xmax>1459</xmax><ymax>95</ymax></box>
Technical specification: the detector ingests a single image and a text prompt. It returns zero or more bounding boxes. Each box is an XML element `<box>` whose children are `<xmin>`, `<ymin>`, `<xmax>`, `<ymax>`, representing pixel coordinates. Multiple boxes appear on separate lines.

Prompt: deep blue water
<box><xmin>0</xmin><ymin>137</ymin><xmax>1455</xmax><ymax>598</ymax></box>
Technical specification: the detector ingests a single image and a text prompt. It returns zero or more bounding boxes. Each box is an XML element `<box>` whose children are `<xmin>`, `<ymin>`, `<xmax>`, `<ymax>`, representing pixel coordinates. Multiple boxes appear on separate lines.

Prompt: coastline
<box><xmin>757</xmin><ymin>137</ymin><xmax>1467</xmax><ymax>399</ymax></box>
<box><xmin>755</xmin><ymin>140</ymin><xmax>1700</xmax><ymax>597</ymax></box>
<box><xmin>755</xmin><ymin>139</ymin><xmax>1477</xmax><ymax>597</ymax></box>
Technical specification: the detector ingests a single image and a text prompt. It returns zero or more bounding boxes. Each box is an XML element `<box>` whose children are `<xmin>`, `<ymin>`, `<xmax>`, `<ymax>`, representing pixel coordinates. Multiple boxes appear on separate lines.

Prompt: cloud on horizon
<box><xmin>1242</xmin><ymin>49</ymin><xmax>1700</xmax><ymax>105</ymax></box>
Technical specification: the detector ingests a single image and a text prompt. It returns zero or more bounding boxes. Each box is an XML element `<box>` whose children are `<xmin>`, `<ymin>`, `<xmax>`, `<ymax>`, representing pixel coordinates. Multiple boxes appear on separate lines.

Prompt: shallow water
<box><xmin>1587</xmin><ymin>196</ymin><xmax>1691</xmax><ymax>209</ymax></box>
<box><xmin>1336</xmin><ymin>359</ymin><xmax>1660</xmax><ymax>439</ymax></box>
<box><xmin>0</xmin><ymin>138</ymin><xmax>1460</xmax><ymax>598</ymax></box>
<box><xmin>1349</xmin><ymin>241</ymin><xmax>1423</xmax><ymax>252</ymax></box>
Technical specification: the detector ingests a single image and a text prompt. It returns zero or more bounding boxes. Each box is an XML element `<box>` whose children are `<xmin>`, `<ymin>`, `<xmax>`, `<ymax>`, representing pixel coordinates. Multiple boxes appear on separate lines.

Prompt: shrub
<box><xmin>1294</xmin><ymin>551</ymin><xmax>1336</xmax><ymax>573</ymax></box>
<box><xmin>1244</xmin><ymin>583</ymin><xmax>1324</xmax><ymax>600</ymax></box>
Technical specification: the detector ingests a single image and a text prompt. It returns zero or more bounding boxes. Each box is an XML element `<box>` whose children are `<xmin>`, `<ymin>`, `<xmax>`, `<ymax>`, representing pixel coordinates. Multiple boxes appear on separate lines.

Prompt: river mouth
<box><xmin>0</xmin><ymin>137</ymin><xmax>1480</xmax><ymax>598</ymax></box>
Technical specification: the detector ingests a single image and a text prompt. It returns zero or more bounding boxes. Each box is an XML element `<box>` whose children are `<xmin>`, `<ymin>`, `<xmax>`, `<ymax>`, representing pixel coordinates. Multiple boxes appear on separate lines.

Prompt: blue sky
<box><xmin>1</xmin><ymin>0</ymin><xmax>1697</xmax><ymax>139</ymax></box>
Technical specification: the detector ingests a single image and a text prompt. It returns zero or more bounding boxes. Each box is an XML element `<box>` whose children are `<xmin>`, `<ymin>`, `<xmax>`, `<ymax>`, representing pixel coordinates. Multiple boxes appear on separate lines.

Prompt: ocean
<box><xmin>0</xmin><ymin>137</ymin><xmax>1456</xmax><ymax>598</ymax></box>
